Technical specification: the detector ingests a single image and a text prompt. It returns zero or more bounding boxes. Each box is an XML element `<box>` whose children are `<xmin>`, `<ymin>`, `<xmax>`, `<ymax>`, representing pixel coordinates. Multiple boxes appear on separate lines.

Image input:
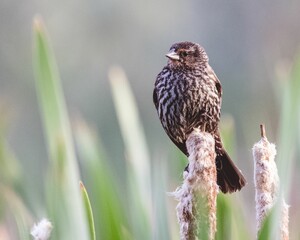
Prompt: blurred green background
<box><xmin>0</xmin><ymin>0</ymin><xmax>300</xmax><ymax>239</ymax></box>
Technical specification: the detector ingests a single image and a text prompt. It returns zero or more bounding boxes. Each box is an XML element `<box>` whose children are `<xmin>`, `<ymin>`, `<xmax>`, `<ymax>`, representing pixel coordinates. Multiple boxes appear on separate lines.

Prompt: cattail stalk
<box><xmin>253</xmin><ymin>124</ymin><xmax>289</xmax><ymax>239</ymax></box>
<box><xmin>280</xmin><ymin>199</ymin><xmax>289</xmax><ymax>240</ymax></box>
<box><xmin>172</xmin><ymin>129</ymin><xmax>218</xmax><ymax>240</ymax></box>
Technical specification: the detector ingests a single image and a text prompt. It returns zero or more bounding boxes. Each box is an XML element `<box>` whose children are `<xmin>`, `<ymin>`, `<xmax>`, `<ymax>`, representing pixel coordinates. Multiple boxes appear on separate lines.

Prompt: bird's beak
<box><xmin>165</xmin><ymin>50</ymin><xmax>180</xmax><ymax>61</ymax></box>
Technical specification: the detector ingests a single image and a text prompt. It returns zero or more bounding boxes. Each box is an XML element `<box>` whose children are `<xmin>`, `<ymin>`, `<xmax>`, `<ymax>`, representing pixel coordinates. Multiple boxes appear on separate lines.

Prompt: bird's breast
<box><xmin>155</xmin><ymin>68</ymin><xmax>221</xmax><ymax>143</ymax></box>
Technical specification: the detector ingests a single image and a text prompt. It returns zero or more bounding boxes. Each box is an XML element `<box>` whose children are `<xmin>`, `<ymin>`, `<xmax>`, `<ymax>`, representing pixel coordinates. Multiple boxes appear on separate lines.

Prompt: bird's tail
<box><xmin>215</xmin><ymin>133</ymin><xmax>246</xmax><ymax>193</ymax></box>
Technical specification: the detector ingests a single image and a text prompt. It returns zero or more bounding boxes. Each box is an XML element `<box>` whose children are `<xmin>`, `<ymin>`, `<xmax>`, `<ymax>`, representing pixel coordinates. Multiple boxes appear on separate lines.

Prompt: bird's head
<box><xmin>165</xmin><ymin>42</ymin><xmax>208</xmax><ymax>69</ymax></box>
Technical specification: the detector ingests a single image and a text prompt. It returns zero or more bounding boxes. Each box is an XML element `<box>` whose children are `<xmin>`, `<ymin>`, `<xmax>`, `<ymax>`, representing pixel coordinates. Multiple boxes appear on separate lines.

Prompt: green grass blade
<box><xmin>80</xmin><ymin>181</ymin><xmax>96</xmax><ymax>240</ymax></box>
<box><xmin>270</xmin><ymin>53</ymin><xmax>300</xmax><ymax>239</ymax></box>
<box><xmin>109</xmin><ymin>66</ymin><xmax>152</xmax><ymax>239</ymax></box>
<box><xmin>33</xmin><ymin>16</ymin><xmax>88</xmax><ymax>239</ymax></box>
<box><xmin>218</xmin><ymin>120</ymin><xmax>250</xmax><ymax>240</ymax></box>
<box><xmin>216</xmin><ymin>195</ymin><xmax>251</xmax><ymax>240</ymax></box>
<box><xmin>74</xmin><ymin>119</ymin><xmax>127</xmax><ymax>239</ymax></box>
<box><xmin>276</xmin><ymin>56</ymin><xmax>300</xmax><ymax>195</ymax></box>
<box><xmin>152</xmin><ymin>159</ymin><xmax>170</xmax><ymax>240</ymax></box>
<box><xmin>216</xmin><ymin>195</ymin><xmax>231</xmax><ymax>240</ymax></box>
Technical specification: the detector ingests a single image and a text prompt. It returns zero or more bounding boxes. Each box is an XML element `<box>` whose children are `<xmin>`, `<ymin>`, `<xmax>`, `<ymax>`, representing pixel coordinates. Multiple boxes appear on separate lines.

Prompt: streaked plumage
<box><xmin>153</xmin><ymin>42</ymin><xmax>246</xmax><ymax>193</ymax></box>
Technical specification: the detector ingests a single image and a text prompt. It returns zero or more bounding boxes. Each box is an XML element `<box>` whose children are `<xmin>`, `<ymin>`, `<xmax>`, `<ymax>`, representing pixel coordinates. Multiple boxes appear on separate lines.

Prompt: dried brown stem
<box><xmin>260</xmin><ymin>124</ymin><xmax>266</xmax><ymax>138</ymax></box>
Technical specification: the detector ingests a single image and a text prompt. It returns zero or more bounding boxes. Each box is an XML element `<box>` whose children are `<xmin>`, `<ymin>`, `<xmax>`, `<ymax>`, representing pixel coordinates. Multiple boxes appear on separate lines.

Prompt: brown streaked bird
<box><xmin>153</xmin><ymin>41</ymin><xmax>246</xmax><ymax>193</ymax></box>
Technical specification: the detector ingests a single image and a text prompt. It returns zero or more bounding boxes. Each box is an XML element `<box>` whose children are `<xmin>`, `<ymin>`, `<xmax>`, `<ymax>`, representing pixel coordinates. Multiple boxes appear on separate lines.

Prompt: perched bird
<box><xmin>153</xmin><ymin>41</ymin><xmax>246</xmax><ymax>193</ymax></box>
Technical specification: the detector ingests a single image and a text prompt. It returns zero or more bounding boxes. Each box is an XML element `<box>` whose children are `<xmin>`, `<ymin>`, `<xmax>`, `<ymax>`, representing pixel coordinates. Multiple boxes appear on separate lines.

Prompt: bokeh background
<box><xmin>1</xmin><ymin>0</ymin><xmax>300</xmax><ymax>239</ymax></box>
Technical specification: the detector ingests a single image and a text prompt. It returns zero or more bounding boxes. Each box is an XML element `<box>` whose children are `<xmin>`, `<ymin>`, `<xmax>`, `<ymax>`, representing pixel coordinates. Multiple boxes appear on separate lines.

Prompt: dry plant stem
<box><xmin>260</xmin><ymin>124</ymin><xmax>266</xmax><ymax>138</ymax></box>
<box><xmin>173</xmin><ymin>129</ymin><xmax>218</xmax><ymax>240</ymax></box>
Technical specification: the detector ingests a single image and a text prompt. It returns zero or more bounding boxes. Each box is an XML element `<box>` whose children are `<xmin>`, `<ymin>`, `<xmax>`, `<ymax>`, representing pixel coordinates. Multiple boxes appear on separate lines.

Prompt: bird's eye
<box><xmin>180</xmin><ymin>51</ymin><xmax>188</xmax><ymax>57</ymax></box>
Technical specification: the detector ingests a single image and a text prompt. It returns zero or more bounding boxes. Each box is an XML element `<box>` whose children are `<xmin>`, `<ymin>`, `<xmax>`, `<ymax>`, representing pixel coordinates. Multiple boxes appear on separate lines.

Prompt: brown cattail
<box><xmin>172</xmin><ymin>129</ymin><xmax>218</xmax><ymax>240</ymax></box>
<box><xmin>253</xmin><ymin>125</ymin><xmax>279</xmax><ymax>232</ymax></box>
<box><xmin>253</xmin><ymin>124</ymin><xmax>289</xmax><ymax>239</ymax></box>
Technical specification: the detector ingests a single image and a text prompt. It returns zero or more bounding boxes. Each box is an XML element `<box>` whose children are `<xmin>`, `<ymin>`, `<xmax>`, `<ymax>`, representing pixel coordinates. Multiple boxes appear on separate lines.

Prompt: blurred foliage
<box><xmin>74</xmin><ymin>119</ymin><xmax>127</xmax><ymax>240</ymax></box>
<box><xmin>80</xmin><ymin>181</ymin><xmax>96</xmax><ymax>240</ymax></box>
<box><xmin>33</xmin><ymin>17</ymin><xmax>89</xmax><ymax>239</ymax></box>
<box><xmin>0</xmin><ymin>10</ymin><xmax>299</xmax><ymax>240</ymax></box>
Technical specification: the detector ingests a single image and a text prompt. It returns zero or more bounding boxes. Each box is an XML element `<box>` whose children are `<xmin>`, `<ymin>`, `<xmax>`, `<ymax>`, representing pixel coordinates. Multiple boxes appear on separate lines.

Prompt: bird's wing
<box><xmin>186</xmin><ymin>65</ymin><xmax>222</xmax><ymax>134</ymax></box>
<box><xmin>153</xmin><ymin>88</ymin><xmax>158</xmax><ymax>110</ymax></box>
<box><xmin>207</xmin><ymin>65</ymin><xmax>222</xmax><ymax>99</ymax></box>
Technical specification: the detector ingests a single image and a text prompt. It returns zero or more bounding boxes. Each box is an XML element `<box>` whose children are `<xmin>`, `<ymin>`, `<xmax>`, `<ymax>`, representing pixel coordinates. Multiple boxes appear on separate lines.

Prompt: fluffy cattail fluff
<box><xmin>172</xmin><ymin>129</ymin><xmax>218</xmax><ymax>240</ymax></box>
<box><xmin>280</xmin><ymin>199</ymin><xmax>289</xmax><ymax>240</ymax></box>
<box><xmin>253</xmin><ymin>124</ymin><xmax>289</xmax><ymax>239</ymax></box>
<box><xmin>30</xmin><ymin>218</ymin><xmax>53</xmax><ymax>240</ymax></box>
<box><xmin>253</xmin><ymin>125</ymin><xmax>279</xmax><ymax>232</ymax></box>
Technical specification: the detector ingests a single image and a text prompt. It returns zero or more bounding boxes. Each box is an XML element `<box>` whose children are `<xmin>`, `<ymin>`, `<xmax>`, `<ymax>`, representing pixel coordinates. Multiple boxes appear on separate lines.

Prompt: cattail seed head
<box><xmin>172</xmin><ymin>129</ymin><xmax>218</xmax><ymax>240</ymax></box>
<box><xmin>253</xmin><ymin>125</ymin><xmax>289</xmax><ymax>239</ymax></box>
<box><xmin>253</xmin><ymin>131</ymin><xmax>279</xmax><ymax>232</ymax></box>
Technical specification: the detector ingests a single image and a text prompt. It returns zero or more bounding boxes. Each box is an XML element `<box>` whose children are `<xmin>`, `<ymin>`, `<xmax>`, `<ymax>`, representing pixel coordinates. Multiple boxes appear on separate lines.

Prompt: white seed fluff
<box><xmin>30</xmin><ymin>218</ymin><xmax>53</xmax><ymax>240</ymax></box>
<box><xmin>173</xmin><ymin>129</ymin><xmax>218</xmax><ymax>240</ymax></box>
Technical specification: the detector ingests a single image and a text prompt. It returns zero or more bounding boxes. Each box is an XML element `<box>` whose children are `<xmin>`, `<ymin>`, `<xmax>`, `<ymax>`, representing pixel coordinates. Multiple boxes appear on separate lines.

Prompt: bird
<box><xmin>153</xmin><ymin>41</ymin><xmax>246</xmax><ymax>193</ymax></box>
